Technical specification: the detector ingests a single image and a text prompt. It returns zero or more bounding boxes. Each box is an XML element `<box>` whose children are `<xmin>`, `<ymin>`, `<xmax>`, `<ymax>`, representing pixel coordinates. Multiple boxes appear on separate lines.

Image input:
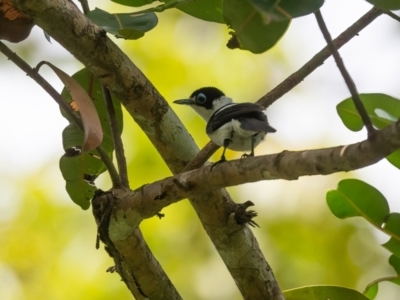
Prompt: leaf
<box><xmin>284</xmin><ymin>285</ymin><xmax>370</xmax><ymax>300</ymax></box>
<box><xmin>59</xmin><ymin>68</ymin><xmax>123</xmax><ymax>209</ymax></box>
<box><xmin>0</xmin><ymin>0</ymin><xmax>34</xmax><ymax>43</ymax></box>
<box><xmin>112</xmin><ymin>0</ymin><xmax>153</xmax><ymax>7</ymax></box>
<box><xmin>170</xmin><ymin>0</ymin><xmax>224</xmax><ymax>23</ymax></box>
<box><xmin>364</xmin><ymin>283</ymin><xmax>379</xmax><ymax>299</ymax></box>
<box><xmin>389</xmin><ymin>254</ymin><xmax>400</xmax><ymax>274</ymax></box>
<box><xmin>223</xmin><ymin>0</ymin><xmax>290</xmax><ymax>53</ymax></box>
<box><xmin>37</xmin><ymin>62</ymin><xmax>103</xmax><ymax>152</ymax></box>
<box><xmin>336</xmin><ymin>93</ymin><xmax>400</xmax><ymax>169</ymax></box>
<box><xmin>248</xmin><ymin>0</ymin><xmax>324</xmax><ymax>23</ymax></box>
<box><xmin>87</xmin><ymin>8</ymin><xmax>157</xmax><ymax>39</ymax></box>
<box><xmin>326</xmin><ymin>179</ymin><xmax>390</xmax><ymax>225</ymax></box>
<box><xmin>382</xmin><ymin>238</ymin><xmax>400</xmax><ymax>257</ymax></box>
<box><xmin>60</xmin><ymin>153</ymin><xmax>100</xmax><ymax>210</ymax></box>
<box><xmin>336</xmin><ymin>93</ymin><xmax>400</xmax><ymax>131</ymax></box>
<box><xmin>384</xmin><ymin>213</ymin><xmax>400</xmax><ymax>239</ymax></box>
<box><xmin>365</xmin><ymin>0</ymin><xmax>400</xmax><ymax>10</ymax></box>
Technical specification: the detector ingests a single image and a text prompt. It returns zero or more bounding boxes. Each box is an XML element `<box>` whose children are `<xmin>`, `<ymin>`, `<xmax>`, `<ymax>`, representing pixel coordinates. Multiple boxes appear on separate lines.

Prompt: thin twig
<box><xmin>180</xmin><ymin>141</ymin><xmax>218</xmax><ymax>172</ymax></box>
<box><xmin>259</xmin><ymin>7</ymin><xmax>382</xmax><ymax>108</ymax></box>
<box><xmin>78</xmin><ymin>0</ymin><xmax>90</xmax><ymax>15</ymax></box>
<box><xmin>314</xmin><ymin>9</ymin><xmax>375</xmax><ymax>136</ymax></box>
<box><xmin>384</xmin><ymin>10</ymin><xmax>400</xmax><ymax>22</ymax></box>
<box><xmin>181</xmin><ymin>7</ymin><xmax>383</xmax><ymax>171</ymax></box>
<box><xmin>0</xmin><ymin>41</ymin><xmax>122</xmax><ymax>188</ymax></box>
<box><xmin>101</xmin><ymin>85</ymin><xmax>129</xmax><ymax>188</ymax></box>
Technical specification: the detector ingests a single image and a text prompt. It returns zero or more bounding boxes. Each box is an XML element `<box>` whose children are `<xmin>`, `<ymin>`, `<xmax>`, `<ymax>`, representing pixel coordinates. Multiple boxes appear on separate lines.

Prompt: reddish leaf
<box><xmin>0</xmin><ymin>0</ymin><xmax>34</xmax><ymax>43</ymax></box>
<box><xmin>37</xmin><ymin>62</ymin><xmax>103</xmax><ymax>152</ymax></box>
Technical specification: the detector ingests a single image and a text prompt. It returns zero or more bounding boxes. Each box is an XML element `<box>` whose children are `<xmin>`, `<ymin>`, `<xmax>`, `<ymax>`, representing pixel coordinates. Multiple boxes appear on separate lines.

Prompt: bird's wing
<box><xmin>206</xmin><ymin>103</ymin><xmax>276</xmax><ymax>133</ymax></box>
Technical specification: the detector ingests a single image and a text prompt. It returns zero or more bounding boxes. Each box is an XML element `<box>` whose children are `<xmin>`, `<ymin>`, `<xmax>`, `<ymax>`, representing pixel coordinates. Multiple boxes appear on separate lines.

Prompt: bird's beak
<box><xmin>173</xmin><ymin>99</ymin><xmax>196</xmax><ymax>105</ymax></box>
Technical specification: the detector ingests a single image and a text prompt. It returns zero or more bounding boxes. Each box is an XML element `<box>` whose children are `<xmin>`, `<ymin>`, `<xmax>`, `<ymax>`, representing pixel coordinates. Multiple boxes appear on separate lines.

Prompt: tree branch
<box><xmin>111</xmin><ymin>119</ymin><xmax>400</xmax><ymax>228</ymax></box>
<box><xmin>314</xmin><ymin>9</ymin><xmax>375</xmax><ymax>136</ymax></box>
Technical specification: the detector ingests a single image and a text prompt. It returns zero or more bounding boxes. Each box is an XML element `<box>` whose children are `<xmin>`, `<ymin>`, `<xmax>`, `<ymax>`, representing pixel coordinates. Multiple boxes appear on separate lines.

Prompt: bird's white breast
<box><xmin>208</xmin><ymin>119</ymin><xmax>266</xmax><ymax>151</ymax></box>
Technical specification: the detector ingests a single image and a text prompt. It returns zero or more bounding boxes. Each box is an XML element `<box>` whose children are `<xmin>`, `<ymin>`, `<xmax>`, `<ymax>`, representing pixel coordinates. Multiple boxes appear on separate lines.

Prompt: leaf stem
<box><xmin>314</xmin><ymin>9</ymin><xmax>375</xmax><ymax>137</ymax></box>
<box><xmin>0</xmin><ymin>41</ymin><xmax>121</xmax><ymax>188</ymax></box>
<box><xmin>101</xmin><ymin>85</ymin><xmax>129</xmax><ymax>188</ymax></box>
<box><xmin>384</xmin><ymin>10</ymin><xmax>400</xmax><ymax>23</ymax></box>
<box><xmin>363</xmin><ymin>275</ymin><xmax>400</xmax><ymax>294</ymax></box>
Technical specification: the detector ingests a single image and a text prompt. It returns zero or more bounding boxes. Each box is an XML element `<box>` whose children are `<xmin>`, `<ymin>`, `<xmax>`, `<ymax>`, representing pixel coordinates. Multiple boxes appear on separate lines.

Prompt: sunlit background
<box><xmin>1</xmin><ymin>0</ymin><xmax>400</xmax><ymax>299</ymax></box>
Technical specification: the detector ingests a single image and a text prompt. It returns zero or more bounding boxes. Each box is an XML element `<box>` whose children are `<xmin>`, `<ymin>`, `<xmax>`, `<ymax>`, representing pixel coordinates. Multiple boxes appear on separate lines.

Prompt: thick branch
<box><xmin>112</xmin><ymin>120</ymin><xmax>400</xmax><ymax>228</ymax></box>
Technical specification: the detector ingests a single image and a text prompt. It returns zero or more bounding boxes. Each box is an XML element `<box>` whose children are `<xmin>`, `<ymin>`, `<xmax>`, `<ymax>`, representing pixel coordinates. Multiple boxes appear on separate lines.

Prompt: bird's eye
<box><xmin>196</xmin><ymin>93</ymin><xmax>207</xmax><ymax>104</ymax></box>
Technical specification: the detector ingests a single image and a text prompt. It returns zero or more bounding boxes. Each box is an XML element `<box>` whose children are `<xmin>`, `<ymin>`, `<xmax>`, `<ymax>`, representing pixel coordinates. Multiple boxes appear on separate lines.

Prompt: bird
<box><xmin>174</xmin><ymin>87</ymin><xmax>276</xmax><ymax>165</ymax></box>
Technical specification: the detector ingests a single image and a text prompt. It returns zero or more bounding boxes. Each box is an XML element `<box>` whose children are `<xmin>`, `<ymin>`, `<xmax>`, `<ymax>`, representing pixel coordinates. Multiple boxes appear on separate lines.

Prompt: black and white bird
<box><xmin>174</xmin><ymin>87</ymin><xmax>276</xmax><ymax>164</ymax></box>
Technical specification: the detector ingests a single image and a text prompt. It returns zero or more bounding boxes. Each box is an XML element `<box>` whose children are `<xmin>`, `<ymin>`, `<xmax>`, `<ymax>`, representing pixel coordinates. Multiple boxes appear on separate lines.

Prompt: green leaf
<box><xmin>386</xmin><ymin>149</ymin><xmax>400</xmax><ymax>169</ymax></box>
<box><xmin>336</xmin><ymin>93</ymin><xmax>400</xmax><ymax>131</ymax></box>
<box><xmin>248</xmin><ymin>0</ymin><xmax>324</xmax><ymax>22</ymax></box>
<box><xmin>336</xmin><ymin>93</ymin><xmax>400</xmax><ymax>169</ymax></box>
<box><xmin>383</xmin><ymin>238</ymin><xmax>400</xmax><ymax>257</ymax></box>
<box><xmin>60</xmin><ymin>154</ymin><xmax>99</xmax><ymax>210</ymax></box>
<box><xmin>366</xmin><ymin>0</ymin><xmax>400</xmax><ymax>10</ymax></box>
<box><xmin>87</xmin><ymin>8</ymin><xmax>158</xmax><ymax>39</ymax></box>
<box><xmin>326</xmin><ymin>179</ymin><xmax>389</xmax><ymax>225</ymax></box>
<box><xmin>170</xmin><ymin>0</ymin><xmax>224</xmax><ymax>23</ymax></box>
<box><xmin>363</xmin><ymin>283</ymin><xmax>378</xmax><ymax>300</ymax></box>
<box><xmin>223</xmin><ymin>0</ymin><xmax>290</xmax><ymax>53</ymax></box>
<box><xmin>389</xmin><ymin>254</ymin><xmax>400</xmax><ymax>274</ymax></box>
<box><xmin>112</xmin><ymin>0</ymin><xmax>153</xmax><ymax>7</ymax></box>
<box><xmin>284</xmin><ymin>285</ymin><xmax>369</xmax><ymax>300</ymax></box>
<box><xmin>60</xmin><ymin>68</ymin><xmax>123</xmax><ymax>209</ymax></box>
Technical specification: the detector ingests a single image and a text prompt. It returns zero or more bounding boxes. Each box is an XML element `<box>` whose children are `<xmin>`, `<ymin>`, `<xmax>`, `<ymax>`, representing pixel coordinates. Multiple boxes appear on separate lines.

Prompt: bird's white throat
<box><xmin>190</xmin><ymin>96</ymin><xmax>233</xmax><ymax>122</ymax></box>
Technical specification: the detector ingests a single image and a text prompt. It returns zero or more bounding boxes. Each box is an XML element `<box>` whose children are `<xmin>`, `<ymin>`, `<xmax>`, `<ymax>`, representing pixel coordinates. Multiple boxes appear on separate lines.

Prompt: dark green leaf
<box><xmin>386</xmin><ymin>150</ymin><xmax>400</xmax><ymax>169</ymax></box>
<box><xmin>172</xmin><ymin>0</ymin><xmax>224</xmax><ymax>23</ymax></box>
<box><xmin>389</xmin><ymin>255</ymin><xmax>400</xmax><ymax>275</ymax></box>
<box><xmin>385</xmin><ymin>213</ymin><xmax>400</xmax><ymax>239</ymax></box>
<box><xmin>284</xmin><ymin>285</ymin><xmax>369</xmax><ymax>300</ymax></box>
<box><xmin>60</xmin><ymin>155</ymin><xmax>99</xmax><ymax>210</ymax></box>
<box><xmin>363</xmin><ymin>283</ymin><xmax>378</xmax><ymax>300</ymax></box>
<box><xmin>112</xmin><ymin>0</ymin><xmax>153</xmax><ymax>7</ymax></box>
<box><xmin>60</xmin><ymin>68</ymin><xmax>123</xmax><ymax>209</ymax></box>
<box><xmin>223</xmin><ymin>0</ymin><xmax>290</xmax><ymax>53</ymax></box>
<box><xmin>383</xmin><ymin>238</ymin><xmax>400</xmax><ymax>257</ymax></box>
<box><xmin>87</xmin><ymin>8</ymin><xmax>157</xmax><ymax>39</ymax></box>
<box><xmin>366</xmin><ymin>0</ymin><xmax>400</xmax><ymax>10</ymax></box>
<box><xmin>248</xmin><ymin>0</ymin><xmax>324</xmax><ymax>22</ymax></box>
<box><xmin>326</xmin><ymin>179</ymin><xmax>389</xmax><ymax>225</ymax></box>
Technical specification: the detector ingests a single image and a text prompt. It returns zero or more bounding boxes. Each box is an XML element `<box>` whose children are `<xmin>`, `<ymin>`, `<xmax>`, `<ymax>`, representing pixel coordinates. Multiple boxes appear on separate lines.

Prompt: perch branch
<box><xmin>113</xmin><ymin>119</ymin><xmax>400</xmax><ymax>227</ymax></box>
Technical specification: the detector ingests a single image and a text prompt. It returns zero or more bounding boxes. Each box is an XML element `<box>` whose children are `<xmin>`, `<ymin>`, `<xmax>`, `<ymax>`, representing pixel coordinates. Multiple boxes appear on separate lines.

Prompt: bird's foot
<box><xmin>241</xmin><ymin>152</ymin><xmax>254</xmax><ymax>159</ymax></box>
<box><xmin>210</xmin><ymin>157</ymin><xmax>226</xmax><ymax>171</ymax></box>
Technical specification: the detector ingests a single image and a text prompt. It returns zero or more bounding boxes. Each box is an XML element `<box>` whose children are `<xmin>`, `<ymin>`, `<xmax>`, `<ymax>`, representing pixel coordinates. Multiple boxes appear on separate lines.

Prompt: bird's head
<box><xmin>174</xmin><ymin>87</ymin><xmax>232</xmax><ymax>121</ymax></box>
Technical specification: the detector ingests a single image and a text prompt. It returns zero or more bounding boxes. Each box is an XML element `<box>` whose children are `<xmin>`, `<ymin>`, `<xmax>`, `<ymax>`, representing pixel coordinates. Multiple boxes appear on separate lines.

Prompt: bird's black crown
<box><xmin>190</xmin><ymin>87</ymin><xmax>225</xmax><ymax>109</ymax></box>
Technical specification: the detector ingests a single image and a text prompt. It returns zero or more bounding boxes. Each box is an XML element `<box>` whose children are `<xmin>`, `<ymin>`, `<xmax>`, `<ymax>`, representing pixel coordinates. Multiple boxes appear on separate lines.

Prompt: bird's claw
<box><xmin>210</xmin><ymin>157</ymin><xmax>226</xmax><ymax>171</ymax></box>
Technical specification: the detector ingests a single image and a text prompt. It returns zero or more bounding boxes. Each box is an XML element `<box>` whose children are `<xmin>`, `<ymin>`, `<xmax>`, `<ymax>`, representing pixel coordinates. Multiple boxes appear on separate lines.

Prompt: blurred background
<box><xmin>1</xmin><ymin>0</ymin><xmax>400</xmax><ymax>299</ymax></box>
